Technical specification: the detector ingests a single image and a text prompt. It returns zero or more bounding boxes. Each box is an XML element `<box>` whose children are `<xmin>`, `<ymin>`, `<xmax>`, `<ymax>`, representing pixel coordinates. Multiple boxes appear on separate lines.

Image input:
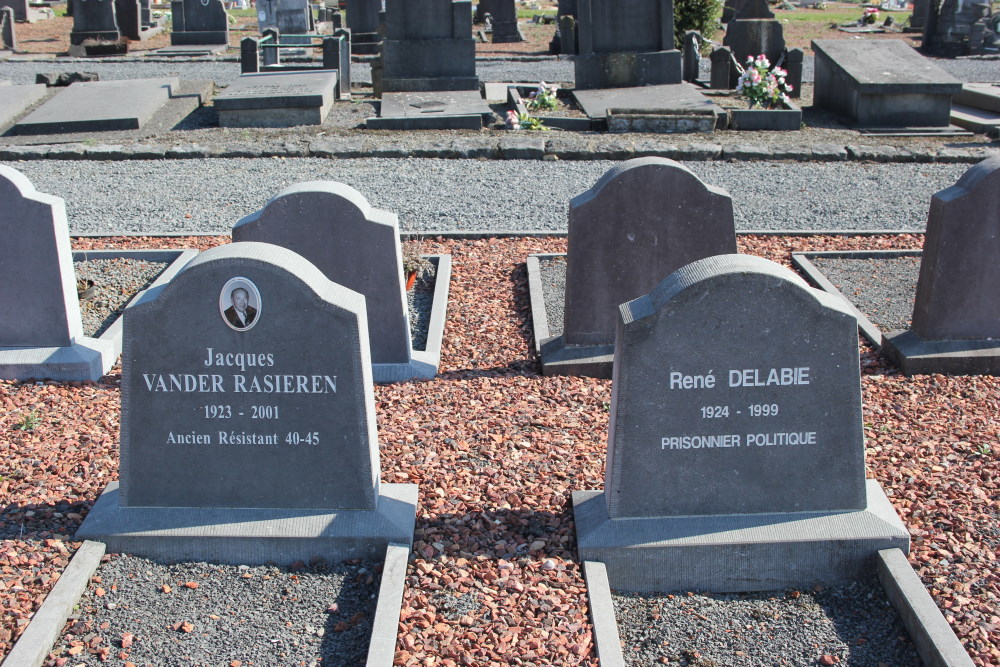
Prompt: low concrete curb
<box><xmin>366</xmin><ymin>543</ymin><xmax>411</xmax><ymax>667</ymax></box>
<box><xmin>2</xmin><ymin>540</ymin><xmax>106</xmax><ymax>667</ymax></box>
<box><xmin>877</xmin><ymin>548</ymin><xmax>976</xmax><ymax>667</ymax></box>
<box><xmin>0</xmin><ymin>140</ymin><xmax>995</xmax><ymax>164</ymax></box>
<box><xmin>582</xmin><ymin>561</ymin><xmax>626</xmax><ymax>667</ymax></box>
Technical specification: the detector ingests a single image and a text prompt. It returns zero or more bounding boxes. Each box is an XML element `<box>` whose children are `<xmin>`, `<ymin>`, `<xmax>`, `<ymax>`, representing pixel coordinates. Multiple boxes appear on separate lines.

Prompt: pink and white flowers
<box><xmin>736</xmin><ymin>54</ymin><xmax>794</xmax><ymax>109</ymax></box>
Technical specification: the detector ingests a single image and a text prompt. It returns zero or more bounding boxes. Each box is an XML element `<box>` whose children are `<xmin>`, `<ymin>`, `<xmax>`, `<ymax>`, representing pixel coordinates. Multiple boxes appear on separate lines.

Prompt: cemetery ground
<box><xmin>1</xmin><ymin>232</ymin><xmax>997</xmax><ymax>665</ymax></box>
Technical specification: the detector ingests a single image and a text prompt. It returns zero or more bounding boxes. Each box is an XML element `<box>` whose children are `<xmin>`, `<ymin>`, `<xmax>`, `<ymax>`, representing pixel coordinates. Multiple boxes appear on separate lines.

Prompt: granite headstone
<box><xmin>233</xmin><ymin>182</ymin><xmax>423</xmax><ymax>381</ymax></box>
<box><xmin>883</xmin><ymin>156</ymin><xmax>1000</xmax><ymax>374</ymax></box>
<box><xmin>346</xmin><ymin>0</ymin><xmax>382</xmax><ymax>54</ymax></box>
<box><xmin>490</xmin><ymin>0</ymin><xmax>523</xmax><ymax>42</ymax></box>
<box><xmin>564</xmin><ymin>158</ymin><xmax>737</xmax><ymax>348</ymax></box>
<box><xmin>574</xmin><ymin>0</ymin><xmax>681</xmax><ymax>89</ymax></box>
<box><xmin>170</xmin><ymin>0</ymin><xmax>228</xmax><ymax>44</ymax></box>
<box><xmin>573</xmin><ymin>254</ymin><xmax>909</xmax><ymax>592</ymax></box>
<box><xmin>0</xmin><ymin>6</ymin><xmax>14</xmax><ymax>51</ymax></box>
<box><xmin>75</xmin><ymin>242</ymin><xmax>418</xmax><ymax>563</ymax></box>
<box><xmin>69</xmin><ymin>0</ymin><xmax>122</xmax><ymax>55</ymax></box>
<box><xmin>0</xmin><ymin>165</ymin><xmax>112</xmax><ymax>380</ymax></box>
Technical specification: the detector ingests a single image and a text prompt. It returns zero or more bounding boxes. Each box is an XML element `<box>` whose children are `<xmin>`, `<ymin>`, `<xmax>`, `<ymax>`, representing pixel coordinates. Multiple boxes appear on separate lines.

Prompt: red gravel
<box><xmin>2</xmin><ymin>234</ymin><xmax>997</xmax><ymax>666</ymax></box>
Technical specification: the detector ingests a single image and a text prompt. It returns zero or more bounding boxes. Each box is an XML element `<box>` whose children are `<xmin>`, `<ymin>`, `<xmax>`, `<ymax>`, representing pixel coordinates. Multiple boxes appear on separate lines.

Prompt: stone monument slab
<box><xmin>0</xmin><ymin>166</ymin><xmax>114</xmax><ymax>380</ymax></box>
<box><xmin>13</xmin><ymin>77</ymin><xmax>178</xmax><ymax>134</ymax></box>
<box><xmin>573</xmin><ymin>254</ymin><xmax>909</xmax><ymax>591</ymax></box>
<box><xmin>0</xmin><ymin>83</ymin><xmax>47</xmax><ymax>128</ymax></box>
<box><xmin>571</xmin><ymin>82</ymin><xmax>724</xmax><ymax>130</ymax></box>
<box><xmin>368</xmin><ymin>90</ymin><xmax>493</xmax><ymax>130</ymax></box>
<box><xmin>1</xmin><ymin>6</ymin><xmax>14</xmax><ymax>51</ymax></box>
<box><xmin>883</xmin><ymin>156</ymin><xmax>1000</xmax><ymax>374</ymax></box>
<box><xmin>214</xmin><ymin>70</ymin><xmax>338</xmax><ymax>127</ymax></box>
<box><xmin>69</xmin><ymin>0</ymin><xmax>121</xmax><ymax>55</ymax></box>
<box><xmin>233</xmin><ymin>181</ymin><xmax>440</xmax><ymax>381</ymax></box>
<box><xmin>170</xmin><ymin>0</ymin><xmax>228</xmax><ymax>44</ymax></box>
<box><xmin>76</xmin><ymin>242</ymin><xmax>417</xmax><ymax>563</ymax></box>
<box><xmin>812</xmin><ymin>39</ymin><xmax>963</xmax><ymax>127</ymax></box>
<box><xmin>539</xmin><ymin>158</ymin><xmax>736</xmax><ymax>377</ymax></box>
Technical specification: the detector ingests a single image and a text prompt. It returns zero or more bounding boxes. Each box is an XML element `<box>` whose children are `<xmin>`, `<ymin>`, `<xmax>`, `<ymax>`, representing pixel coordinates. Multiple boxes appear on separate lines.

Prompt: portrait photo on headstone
<box><xmin>219</xmin><ymin>276</ymin><xmax>261</xmax><ymax>331</ymax></box>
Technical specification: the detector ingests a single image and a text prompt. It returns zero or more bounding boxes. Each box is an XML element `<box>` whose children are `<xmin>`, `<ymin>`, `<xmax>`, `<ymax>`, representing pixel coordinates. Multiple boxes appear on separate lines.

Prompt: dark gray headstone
<box><xmin>119</xmin><ymin>242</ymin><xmax>379</xmax><ymax>510</ymax></box>
<box><xmin>490</xmin><ymin>0</ymin><xmax>522</xmax><ymax>42</ymax></box>
<box><xmin>563</xmin><ymin>158</ymin><xmax>737</xmax><ymax>347</ymax></box>
<box><xmin>377</xmin><ymin>0</ymin><xmax>478</xmax><ymax>93</ymax></box>
<box><xmin>574</xmin><ymin>0</ymin><xmax>681</xmax><ymax>89</ymax></box>
<box><xmin>573</xmin><ymin>254</ymin><xmax>909</xmax><ymax>592</ymax></box>
<box><xmin>346</xmin><ymin>0</ymin><xmax>379</xmax><ymax>33</ymax></box>
<box><xmin>911</xmin><ymin>156</ymin><xmax>1000</xmax><ymax>340</ymax></box>
<box><xmin>0</xmin><ymin>165</ymin><xmax>81</xmax><ymax>348</ymax></box>
<box><xmin>233</xmin><ymin>182</ymin><xmax>412</xmax><ymax>373</ymax></box>
<box><xmin>812</xmin><ymin>39</ymin><xmax>962</xmax><ymax>127</ymax></box>
<box><xmin>114</xmin><ymin>0</ymin><xmax>140</xmax><ymax>39</ymax></box>
<box><xmin>70</xmin><ymin>0</ymin><xmax>121</xmax><ymax>50</ymax></box>
<box><xmin>0</xmin><ymin>0</ymin><xmax>27</xmax><ymax>23</ymax></box>
<box><xmin>170</xmin><ymin>0</ymin><xmax>228</xmax><ymax>44</ymax></box>
<box><xmin>607</xmin><ymin>254</ymin><xmax>866</xmax><ymax>517</ymax></box>
<box><xmin>14</xmin><ymin>77</ymin><xmax>178</xmax><ymax>134</ymax></box>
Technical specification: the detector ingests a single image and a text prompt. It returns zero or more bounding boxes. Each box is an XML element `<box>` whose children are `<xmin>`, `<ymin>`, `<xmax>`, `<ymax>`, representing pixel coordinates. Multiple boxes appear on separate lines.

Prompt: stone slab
<box><xmin>76</xmin><ymin>481</ymin><xmax>419</xmax><ymax>564</ymax></box>
<box><xmin>151</xmin><ymin>42</ymin><xmax>227</xmax><ymax>55</ymax></box>
<box><xmin>1</xmin><ymin>541</ymin><xmax>106</xmax><ymax>667</ymax></box>
<box><xmin>14</xmin><ymin>77</ymin><xmax>179</xmax><ymax>134</ymax></box>
<box><xmin>950</xmin><ymin>104</ymin><xmax>1000</xmax><ymax>134</ymax></box>
<box><xmin>881</xmin><ymin>329</ymin><xmax>1000</xmax><ymax>376</ymax></box>
<box><xmin>954</xmin><ymin>82</ymin><xmax>1000</xmax><ymax>114</ymax></box>
<box><xmin>573</xmin><ymin>481</ymin><xmax>910</xmax><ymax>592</ymax></box>
<box><xmin>812</xmin><ymin>39</ymin><xmax>962</xmax><ymax>127</ymax></box>
<box><xmin>369</xmin><ymin>90</ymin><xmax>492</xmax><ymax>130</ymax></box>
<box><xmin>0</xmin><ymin>249</ymin><xmax>197</xmax><ymax>381</ymax></box>
<box><xmin>572</xmin><ymin>83</ymin><xmax>722</xmax><ymax>122</ymax></box>
<box><xmin>366</xmin><ymin>543</ymin><xmax>412</xmax><ymax>667</ymax></box>
<box><xmin>0</xmin><ymin>82</ymin><xmax>47</xmax><ymax>129</ymax></box>
<box><xmin>581</xmin><ymin>561</ymin><xmax>627</xmax><ymax>667</ymax></box>
<box><xmin>214</xmin><ymin>70</ymin><xmax>338</xmax><ymax>111</ymax></box>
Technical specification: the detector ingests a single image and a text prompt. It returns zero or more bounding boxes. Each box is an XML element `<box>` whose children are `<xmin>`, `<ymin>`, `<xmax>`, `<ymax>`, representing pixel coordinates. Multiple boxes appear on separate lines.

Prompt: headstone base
<box><xmin>0</xmin><ymin>339</ymin><xmax>115</xmax><ymax>382</ymax></box>
<box><xmin>76</xmin><ymin>481</ymin><xmax>419</xmax><ymax>565</ymax></box>
<box><xmin>574</xmin><ymin>50</ymin><xmax>682</xmax><ymax>90</ymax></box>
<box><xmin>152</xmin><ymin>43</ymin><xmax>229</xmax><ymax>56</ymax></box>
<box><xmin>351</xmin><ymin>31</ymin><xmax>381</xmax><ymax>55</ymax></box>
<box><xmin>572</xmin><ymin>481</ymin><xmax>909</xmax><ymax>593</ymax></box>
<box><xmin>169</xmin><ymin>30</ymin><xmax>230</xmax><ymax>45</ymax></box>
<box><xmin>882</xmin><ymin>329</ymin><xmax>1000</xmax><ymax>376</ymax></box>
<box><xmin>538</xmin><ymin>336</ymin><xmax>614</xmax><ymax>378</ymax></box>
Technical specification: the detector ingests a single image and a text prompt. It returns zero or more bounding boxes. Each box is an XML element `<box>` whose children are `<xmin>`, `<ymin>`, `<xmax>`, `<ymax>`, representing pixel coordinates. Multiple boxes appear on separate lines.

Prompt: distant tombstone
<box><xmin>883</xmin><ymin>156</ymin><xmax>1000</xmax><ymax>375</ymax></box>
<box><xmin>564</xmin><ymin>158</ymin><xmax>737</xmax><ymax>348</ymax></box>
<box><xmin>170</xmin><ymin>0</ymin><xmax>229</xmax><ymax>44</ymax></box>
<box><xmin>75</xmin><ymin>242</ymin><xmax>418</xmax><ymax>564</ymax></box>
<box><xmin>574</xmin><ymin>0</ymin><xmax>681</xmax><ymax>89</ymax></box>
<box><xmin>0</xmin><ymin>0</ymin><xmax>28</xmax><ymax>23</ymax></box>
<box><xmin>723</xmin><ymin>0</ymin><xmax>785</xmax><ymax>66</ymax></box>
<box><xmin>573</xmin><ymin>254</ymin><xmax>909</xmax><ymax>592</ymax></box>
<box><xmin>233</xmin><ymin>182</ymin><xmax>429</xmax><ymax>382</ymax></box>
<box><xmin>376</xmin><ymin>0</ymin><xmax>478</xmax><ymax>93</ymax></box>
<box><xmin>474</xmin><ymin>0</ymin><xmax>492</xmax><ymax>22</ymax></box>
<box><xmin>69</xmin><ymin>0</ymin><xmax>121</xmax><ymax>55</ymax></box>
<box><xmin>0</xmin><ymin>165</ymin><xmax>112</xmax><ymax>380</ymax></box>
<box><xmin>259</xmin><ymin>0</ymin><xmax>311</xmax><ymax>34</ymax></box>
<box><xmin>1</xmin><ymin>7</ymin><xmax>15</xmax><ymax>51</ymax></box>
<box><xmin>114</xmin><ymin>0</ymin><xmax>140</xmax><ymax>39</ymax></box>
<box><xmin>345</xmin><ymin>0</ymin><xmax>381</xmax><ymax>54</ymax></box>
<box><xmin>490</xmin><ymin>0</ymin><xmax>523</xmax><ymax>42</ymax></box>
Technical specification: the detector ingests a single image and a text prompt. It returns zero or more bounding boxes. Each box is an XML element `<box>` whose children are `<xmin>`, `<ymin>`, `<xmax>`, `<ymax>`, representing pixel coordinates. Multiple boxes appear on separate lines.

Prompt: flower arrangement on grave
<box><xmin>505</xmin><ymin>110</ymin><xmax>548</xmax><ymax>131</ymax></box>
<box><xmin>505</xmin><ymin>109</ymin><xmax>521</xmax><ymax>130</ymax></box>
<box><xmin>860</xmin><ymin>6</ymin><xmax>880</xmax><ymax>24</ymax></box>
<box><xmin>526</xmin><ymin>81</ymin><xmax>559</xmax><ymax>112</ymax></box>
<box><xmin>735</xmin><ymin>55</ymin><xmax>794</xmax><ymax>110</ymax></box>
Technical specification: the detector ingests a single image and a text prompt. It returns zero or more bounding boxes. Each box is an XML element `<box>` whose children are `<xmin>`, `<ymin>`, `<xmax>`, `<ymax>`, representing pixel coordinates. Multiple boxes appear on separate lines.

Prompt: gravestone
<box><xmin>233</xmin><ymin>182</ymin><xmax>432</xmax><ymax>382</ymax></box>
<box><xmin>114</xmin><ymin>0</ymin><xmax>139</xmax><ymax>39</ymax></box>
<box><xmin>474</xmin><ymin>0</ymin><xmax>492</xmax><ymax>22</ymax></box>
<box><xmin>0</xmin><ymin>166</ymin><xmax>113</xmax><ymax>380</ymax></box>
<box><xmin>375</xmin><ymin>0</ymin><xmax>478</xmax><ymax>93</ymax></box>
<box><xmin>722</xmin><ymin>0</ymin><xmax>784</xmax><ymax>66</ymax></box>
<box><xmin>346</xmin><ymin>0</ymin><xmax>382</xmax><ymax>54</ymax></box>
<box><xmin>542</xmin><ymin>158</ymin><xmax>736</xmax><ymax>377</ymax></box>
<box><xmin>0</xmin><ymin>6</ymin><xmax>13</xmax><ymax>51</ymax></box>
<box><xmin>214</xmin><ymin>70</ymin><xmax>340</xmax><ymax>127</ymax></box>
<box><xmin>69</xmin><ymin>0</ymin><xmax>122</xmax><ymax>56</ymax></box>
<box><xmin>574</xmin><ymin>0</ymin><xmax>681</xmax><ymax>89</ymax></box>
<box><xmin>14</xmin><ymin>77</ymin><xmax>178</xmax><ymax>134</ymax></box>
<box><xmin>812</xmin><ymin>39</ymin><xmax>962</xmax><ymax>127</ymax></box>
<box><xmin>170</xmin><ymin>0</ymin><xmax>228</xmax><ymax>44</ymax></box>
<box><xmin>75</xmin><ymin>242</ymin><xmax>418</xmax><ymax>563</ymax></box>
<box><xmin>883</xmin><ymin>156</ymin><xmax>1000</xmax><ymax>375</ymax></box>
<box><xmin>0</xmin><ymin>0</ymin><xmax>27</xmax><ymax>22</ymax></box>
<box><xmin>490</xmin><ymin>0</ymin><xmax>523</xmax><ymax>42</ymax></box>
<box><xmin>574</xmin><ymin>254</ymin><xmax>909</xmax><ymax>592</ymax></box>
<box><xmin>258</xmin><ymin>0</ymin><xmax>311</xmax><ymax>35</ymax></box>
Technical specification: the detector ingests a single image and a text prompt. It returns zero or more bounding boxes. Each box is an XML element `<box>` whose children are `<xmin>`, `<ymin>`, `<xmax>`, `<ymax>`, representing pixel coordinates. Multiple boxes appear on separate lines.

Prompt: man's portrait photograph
<box><xmin>219</xmin><ymin>277</ymin><xmax>261</xmax><ymax>331</ymax></box>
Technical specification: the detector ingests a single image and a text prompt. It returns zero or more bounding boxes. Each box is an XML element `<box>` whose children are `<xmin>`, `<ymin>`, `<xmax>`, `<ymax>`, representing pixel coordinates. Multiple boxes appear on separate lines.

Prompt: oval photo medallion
<box><xmin>219</xmin><ymin>277</ymin><xmax>261</xmax><ymax>331</ymax></box>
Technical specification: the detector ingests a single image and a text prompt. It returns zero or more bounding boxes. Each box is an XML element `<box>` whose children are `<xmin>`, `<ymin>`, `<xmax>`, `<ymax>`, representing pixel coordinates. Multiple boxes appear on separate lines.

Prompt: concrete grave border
<box><xmin>793</xmin><ymin>249</ymin><xmax>1000</xmax><ymax>375</ymax></box>
<box><xmin>407</xmin><ymin>254</ymin><xmax>451</xmax><ymax>382</ymax></box>
<box><xmin>3</xmin><ymin>540</ymin><xmax>413</xmax><ymax>667</ymax></box>
<box><xmin>582</xmin><ymin>549</ymin><xmax>974</xmax><ymax>667</ymax></box>
<box><xmin>0</xmin><ymin>249</ymin><xmax>197</xmax><ymax>381</ymax></box>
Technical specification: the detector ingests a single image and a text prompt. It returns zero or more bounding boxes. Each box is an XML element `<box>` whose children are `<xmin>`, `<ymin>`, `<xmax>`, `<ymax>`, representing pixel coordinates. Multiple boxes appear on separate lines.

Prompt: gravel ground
<box><xmin>407</xmin><ymin>261</ymin><xmax>436</xmax><ymax>352</ymax></box>
<box><xmin>614</xmin><ymin>579</ymin><xmax>920</xmax><ymax>666</ymax></box>
<box><xmin>809</xmin><ymin>255</ymin><xmax>922</xmax><ymax>334</ymax></box>
<box><xmin>1</xmin><ymin>54</ymin><xmax>997</xmax><ymax>86</ymax></box>
<box><xmin>74</xmin><ymin>258</ymin><xmax>169</xmax><ymax>338</ymax></box>
<box><xmin>2</xmin><ymin>233</ymin><xmax>997</xmax><ymax>667</ymax></box>
<box><xmin>538</xmin><ymin>255</ymin><xmax>567</xmax><ymax>338</ymax></box>
<box><xmin>45</xmin><ymin>555</ymin><xmax>379</xmax><ymax>666</ymax></box>
<box><xmin>1</xmin><ymin>159</ymin><xmax>971</xmax><ymax>234</ymax></box>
